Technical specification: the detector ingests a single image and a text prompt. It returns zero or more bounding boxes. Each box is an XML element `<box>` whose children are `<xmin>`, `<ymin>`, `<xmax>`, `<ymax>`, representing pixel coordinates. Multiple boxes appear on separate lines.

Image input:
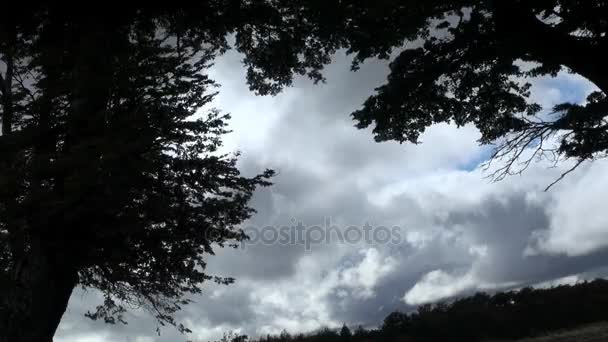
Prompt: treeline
<box><xmin>214</xmin><ymin>279</ymin><xmax>608</xmax><ymax>342</ymax></box>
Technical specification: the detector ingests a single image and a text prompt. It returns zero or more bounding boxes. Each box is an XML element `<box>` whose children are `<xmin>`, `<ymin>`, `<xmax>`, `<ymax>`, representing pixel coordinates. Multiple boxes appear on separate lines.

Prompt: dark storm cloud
<box><xmin>320</xmin><ymin>189</ymin><xmax>608</xmax><ymax>325</ymax></box>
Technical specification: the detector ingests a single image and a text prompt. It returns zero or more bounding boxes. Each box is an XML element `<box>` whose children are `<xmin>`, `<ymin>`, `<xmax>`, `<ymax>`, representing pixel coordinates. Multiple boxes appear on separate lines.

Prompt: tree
<box><xmin>382</xmin><ymin>311</ymin><xmax>411</xmax><ymax>334</ymax></box>
<box><xmin>2</xmin><ymin>2</ymin><xmax>607</xmax><ymax>341</ymax></box>
<box><xmin>0</xmin><ymin>5</ymin><xmax>291</xmax><ymax>341</ymax></box>
<box><xmin>217</xmin><ymin>331</ymin><xmax>249</xmax><ymax>342</ymax></box>
<box><xmin>339</xmin><ymin>324</ymin><xmax>352</xmax><ymax>341</ymax></box>
<box><xmin>234</xmin><ymin>0</ymin><xmax>608</xmax><ymax>187</ymax></box>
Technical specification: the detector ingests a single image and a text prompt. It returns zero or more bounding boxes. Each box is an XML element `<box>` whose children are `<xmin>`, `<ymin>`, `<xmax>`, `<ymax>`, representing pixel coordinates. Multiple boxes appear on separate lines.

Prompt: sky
<box><xmin>55</xmin><ymin>49</ymin><xmax>608</xmax><ymax>342</ymax></box>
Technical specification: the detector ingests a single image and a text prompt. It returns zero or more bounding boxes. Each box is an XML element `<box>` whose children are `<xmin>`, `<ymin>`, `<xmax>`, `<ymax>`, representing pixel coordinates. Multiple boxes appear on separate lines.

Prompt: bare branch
<box><xmin>483</xmin><ymin>121</ymin><xmax>558</xmax><ymax>182</ymax></box>
<box><xmin>544</xmin><ymin>159</ymin><xmax>585</xmax><ymax>191</ymax></box>
<box><xmin>13</xmin><ymin>67</ymin><xmax>38</xmax><ymax>103</ymax></box>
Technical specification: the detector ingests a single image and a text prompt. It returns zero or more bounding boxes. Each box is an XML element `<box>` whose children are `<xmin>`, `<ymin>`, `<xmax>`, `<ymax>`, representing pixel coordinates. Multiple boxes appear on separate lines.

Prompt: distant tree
<box><xmin>382</xmin><ymin>311</ymin><xmax>410</xmax><ymax>334</ymax></box>
<box><xmin>312</xmin><ymin>327</ymin><xmax>340</xmax><ymax>342</ymax></box>
<box><xmin>339</xmin><ymin>324</ymin><xmax>352</xmax><ymax>341</ymax></box>
<box><xmin>353</xmin><ymin>325</ymin><xmax>366</xmax><ymax>338</ymax></box>
<box><xmin>235</xmin><ymin>0</ymin><xmax>608</xmax><ymax>187</ymax></box>
<box><xmin>217</xmin><ymin>331</ymin><xmax>249</xmax><ymax>342</ymax></box>
<box><xmin>0</xmin><ymin>5</ymin><xmax>297</xmax><ymax>341</ymax></box>
<box><xmin>280</xmin><ymin>329</ymin><xmax>293</xmax><ymax>340</ymax></box>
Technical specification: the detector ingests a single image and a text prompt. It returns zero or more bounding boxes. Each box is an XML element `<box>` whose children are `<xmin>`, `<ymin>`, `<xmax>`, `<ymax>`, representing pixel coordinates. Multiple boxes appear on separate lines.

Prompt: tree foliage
<box><xmin>234</xmin><ymin>0</ymin><xmax>608</xmax><ymax>185</ymax></box>
<box><xmin>0</xmin><ymin>5</ymin><xmax>289</xmax><ymax>340</ymax></box>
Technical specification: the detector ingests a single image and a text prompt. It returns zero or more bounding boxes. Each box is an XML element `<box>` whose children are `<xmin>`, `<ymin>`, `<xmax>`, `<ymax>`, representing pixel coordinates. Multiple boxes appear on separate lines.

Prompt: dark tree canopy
<box><xmin>235</xmin><ymin>0</ymin><xmax>608</xmax><ymax>186</ymax></box>
<box><xmin>0</xmin><ymin>5</ymin><xmax>289</xmax><ymax>341</ymax></box>
<box><xmin>1</xmin><ymin>2</ymin><xmax>608</xmax><ymax>341</ymax></box>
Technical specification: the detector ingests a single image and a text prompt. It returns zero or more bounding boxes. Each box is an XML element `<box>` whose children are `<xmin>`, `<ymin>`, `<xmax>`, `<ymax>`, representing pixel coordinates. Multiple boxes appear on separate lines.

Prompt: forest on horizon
<box><xmin>214</xmin><ymin>279</ymin><xmax>608</xmax><ymax>342</ymax></box>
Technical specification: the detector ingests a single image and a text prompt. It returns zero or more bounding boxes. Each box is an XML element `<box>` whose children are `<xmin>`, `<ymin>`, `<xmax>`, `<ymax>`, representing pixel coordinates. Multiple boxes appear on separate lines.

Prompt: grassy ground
<box><xmin>495</xmin><ymin>323</ymin><xmax>608</xmax><ymax>342</ymax></box>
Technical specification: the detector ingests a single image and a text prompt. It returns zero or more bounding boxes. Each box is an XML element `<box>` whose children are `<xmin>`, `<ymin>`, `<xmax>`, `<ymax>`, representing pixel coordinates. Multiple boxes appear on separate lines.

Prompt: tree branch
<box><xmin>544</xmin><ymin>159</ymin><xmax>585</xmax><ymax>191</ymax></box>
<box><xmin>0</xmin><ymin>52</ymin><xmax>14</xmax><ymax>135</ymax></box>
<box><xmin>493</xmin><ymin>1</ymin><xmax>608</xmax><ymax>92</ymax></box>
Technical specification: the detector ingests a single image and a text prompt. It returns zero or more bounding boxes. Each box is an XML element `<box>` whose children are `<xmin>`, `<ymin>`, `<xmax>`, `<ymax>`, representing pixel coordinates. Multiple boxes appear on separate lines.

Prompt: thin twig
<box><xmin>544</xmin><ymin>159</ymin><xmax>584</xmax><ymax>191</ymax></box>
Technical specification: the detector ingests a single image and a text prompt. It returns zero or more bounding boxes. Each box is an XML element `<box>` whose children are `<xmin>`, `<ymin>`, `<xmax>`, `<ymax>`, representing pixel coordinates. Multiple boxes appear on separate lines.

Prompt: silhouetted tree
<box><xmin>353</xmin><ymin>325</ymin><xmax>366</xmax><ymax>337</ymax></box>
<box><xmin>234</xmin><ymin>0</ymin><xmax>608</xmax><ymax>186</ymax></box>
<box><xmin>339</xmin><ymin>324</ymin><xmax>352</xmax><ymax>341</ymax></box>
<box><xmin>0</xmin><ymin>5</ymin><xmax>306</xmax><ymax>341</ymax></box>
<box><xmin>382</xmin><ymin>311</ymin><xmax>410</xmax><ymax>337</ymax></box>
<box><xmin>216</xmin><ymin>331</ymin><xmax>249</xmax><ymax>342</ymax></box>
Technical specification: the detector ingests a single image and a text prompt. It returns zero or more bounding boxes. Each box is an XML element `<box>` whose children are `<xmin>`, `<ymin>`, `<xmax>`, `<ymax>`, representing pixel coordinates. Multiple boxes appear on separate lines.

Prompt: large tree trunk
<box><xmin>0</xmin><ymin>15</ymin><xmax>109</xmax><ymax>342</ymax></box>
<box><xmin>0</xmin><ymin>241</ymin><xmax>77</xmax><ymax>342</ymax></box>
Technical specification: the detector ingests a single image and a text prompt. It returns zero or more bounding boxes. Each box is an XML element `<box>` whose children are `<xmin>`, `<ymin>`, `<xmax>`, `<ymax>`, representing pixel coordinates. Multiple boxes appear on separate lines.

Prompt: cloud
<box><xmin>533</xmin><ymin>275</ymin><xmax>582</xmax><ymax>289</ymax></box>
<box><xmin>403</xmin><ymin>269</ymin><xmax>477</xmax><ymax>305</ymax></box>
<box><xmin>527</xmin><ymin>160</ymin><xmax>608</xmax><ymax>256</ymax></box>
<box><xmin>338</xmin><ymin>248</ymin><xmax>397</xmax><ymax>299</ymax></box>
<box><xmin>56</xmin><ymin>49</ymin><xmax>608</xmax><ymax>342</ymax></box>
